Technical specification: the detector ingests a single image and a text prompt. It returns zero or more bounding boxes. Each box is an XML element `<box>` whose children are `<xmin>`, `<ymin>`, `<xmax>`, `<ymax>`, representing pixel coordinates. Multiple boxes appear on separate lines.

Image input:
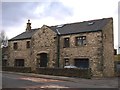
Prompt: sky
<box><xmin>1</xmin><ymin>0</ymin><xmax>120</xmax><ymax>53</ymax></box>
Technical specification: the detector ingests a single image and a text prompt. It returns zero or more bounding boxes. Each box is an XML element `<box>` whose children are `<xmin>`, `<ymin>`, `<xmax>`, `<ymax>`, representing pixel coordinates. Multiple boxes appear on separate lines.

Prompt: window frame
<box><xmin>64</xmin><ymin>58</ymin><xmax>70</xmax><ymax>66</ymax></box>
<box><xmin>26</xmin><ymin>41</ymin><xmax>31</xmax><ymax>48</ymax></box>
<box><xmin>64</xmin><ymin>37</ymin><xmax>70</xmax><ymax>48</ymax></box>
<box><xmin>75</xmin><ymin>36</ymin><xmax>86</xmax><ymax>46</ymax></box>
<box><xmin>13</xmin><ymin>42</ymin><xmax>18</xmax><ymax>50</ymax></box>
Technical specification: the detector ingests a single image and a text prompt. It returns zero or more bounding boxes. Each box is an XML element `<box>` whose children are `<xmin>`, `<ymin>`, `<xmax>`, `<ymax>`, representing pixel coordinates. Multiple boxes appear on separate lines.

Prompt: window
<box><xmin>64</xmin><ymin>58</ymin><xmax>69</xmax><ymax>66</ymax></box>
<box><xmin>75</xmin><ymin>36</ymin><xmax>86</xmax><ymax>46</ymax></box>
<box><xmin>14</xmin><ymin>59</ymin><xmax>24</xmax><ymax>67</ymax></box>
<box><xmin>13</xmin><ymin>42</ymin><xmax>18</xmax><ymax>50</ymax></box>
<box><xmin>26</xmin><ymin>41</ymin><xmax>30</xmax><ymax>48</ymax></box>
<box><xmin>64</xmin><ymin>38</ymin><xmax>70</xmax><ymax>48</ymax></box>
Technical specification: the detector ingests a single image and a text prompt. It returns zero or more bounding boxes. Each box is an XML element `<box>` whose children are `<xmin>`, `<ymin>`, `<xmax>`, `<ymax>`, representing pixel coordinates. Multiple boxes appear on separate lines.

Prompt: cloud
<box><xmin>31</xmin><ymin>1</ymin><xmax>73</xmax><ymax>22</ymax></box>
<box><xmin>2</xmin><ymin>2</ymin><xmax>39</xmax><ymax>27</ymax></box>
<box><xmin>2</xmin><ymin>1</ymin><xmax>73</xmax><ymax>29</ymax></box>
<box><xmin>2</xmin><ymin>1</ymin><xmax>73</xmax><ymax>39</ymax></box>
<box><xmin>38</xmin><ymin>2</ymin><xmax>73</xmax><ymax>20</ymax></box>
<box><xmin>119</xmin><ymin>1</ymin><xmax>120</xmax><ymax>14</ymax></box>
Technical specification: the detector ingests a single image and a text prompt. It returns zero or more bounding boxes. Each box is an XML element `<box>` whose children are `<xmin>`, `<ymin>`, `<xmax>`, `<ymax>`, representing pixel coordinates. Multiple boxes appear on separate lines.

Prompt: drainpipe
<box><xmin>56</xmin><ymin>29</ymin><xmax>60</xmax><ymax>68</ymax></box>
<box><xmin>101</xmin><ymin>31</ymin><xmax>104</xmax><ymax>75</ymax></box>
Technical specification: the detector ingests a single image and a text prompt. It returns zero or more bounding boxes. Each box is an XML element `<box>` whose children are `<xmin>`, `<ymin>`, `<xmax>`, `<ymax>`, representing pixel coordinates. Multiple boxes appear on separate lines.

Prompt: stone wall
<box><xmin>7</xmin><ymin>19</ymin><xmax>114</xmax><ymax>77</ymax></box>
<box><xmin>59</xmin><ymin>31</ymin><xmax>104</xmax><ymax>77</ymax></box>
<box><xmin>8</xmin><ymin>39</ymin><xmax>31</xmax><ymax>67</ymax></box>
<box><xmin>102</xmin><ymin>18</ymin><xmax>115</xmax><ymax>77</ymax></box>
<box><xmin>31</xmin><ymin>25</ymin><xmax>57</xmax><ymax>70</ymax></box>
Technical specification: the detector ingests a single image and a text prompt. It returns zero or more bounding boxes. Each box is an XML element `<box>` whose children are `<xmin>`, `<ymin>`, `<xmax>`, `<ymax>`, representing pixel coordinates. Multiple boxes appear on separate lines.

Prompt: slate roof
<box><xmin>50</xmin><ymin>17</ymin><xmax>112</xmax><ymax>35</ymax></box>
<box><xmin>9</xmin><ymin>17</ymin><xmax>112</xmax><ymax>41</ymax></box>
<box><xmin>9</xmin><ymin>28</ymin><xmax>39</xmax><ymax>41</ymax></box>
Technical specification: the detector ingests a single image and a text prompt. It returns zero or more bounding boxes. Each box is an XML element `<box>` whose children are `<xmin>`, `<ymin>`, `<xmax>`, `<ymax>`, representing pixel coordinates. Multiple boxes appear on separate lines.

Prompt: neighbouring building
<box><xmin>7</xmin><ymin>18</ymin><xmax>114</xmax><ymax>77</ymax></box>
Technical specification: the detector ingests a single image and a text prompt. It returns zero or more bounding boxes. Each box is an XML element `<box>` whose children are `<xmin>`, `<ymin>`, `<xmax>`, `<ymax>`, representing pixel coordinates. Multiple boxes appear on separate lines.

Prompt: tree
<box><xmin>0</xmin><ymin>30</ymin><xmax>8</xmax><ymax>48</ymax></box>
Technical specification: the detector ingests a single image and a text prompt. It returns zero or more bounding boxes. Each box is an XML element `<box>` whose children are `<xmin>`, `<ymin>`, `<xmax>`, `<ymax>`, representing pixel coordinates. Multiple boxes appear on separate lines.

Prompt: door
<box><xmin>40</xmin><ymin>53</ymin><xmax>48</xmax><ymax>67</ymax></box>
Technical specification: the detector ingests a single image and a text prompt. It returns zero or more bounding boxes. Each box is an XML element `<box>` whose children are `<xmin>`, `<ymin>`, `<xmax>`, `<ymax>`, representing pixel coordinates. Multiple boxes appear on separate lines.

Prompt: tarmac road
<box><xmin>2</xmin><ymin>71</ymin><xmax>119</xmax><ymax>89</ymax></box>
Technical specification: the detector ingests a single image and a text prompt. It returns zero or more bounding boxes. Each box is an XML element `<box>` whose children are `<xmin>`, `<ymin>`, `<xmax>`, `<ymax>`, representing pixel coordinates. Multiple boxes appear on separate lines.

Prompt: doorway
<box><xmin>39</xmin><ymin>53</ymin><xmax>48</xmax><ymax>67</ymax></box>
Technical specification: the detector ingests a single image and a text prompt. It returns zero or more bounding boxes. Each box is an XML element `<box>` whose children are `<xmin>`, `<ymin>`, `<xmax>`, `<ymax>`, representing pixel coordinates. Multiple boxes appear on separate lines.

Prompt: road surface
<box><xmin>2</xmin><ymin>72</ymin><xmax>119</xmax><ymax>88</ymax></box>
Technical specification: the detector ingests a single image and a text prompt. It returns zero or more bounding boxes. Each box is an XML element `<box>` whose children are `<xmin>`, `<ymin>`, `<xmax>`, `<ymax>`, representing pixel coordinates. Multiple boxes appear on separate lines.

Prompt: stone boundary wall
<box><xmin>2</xmin><ymin>67</ymin><xmax>31</xmax><ymax>73</ymax></box>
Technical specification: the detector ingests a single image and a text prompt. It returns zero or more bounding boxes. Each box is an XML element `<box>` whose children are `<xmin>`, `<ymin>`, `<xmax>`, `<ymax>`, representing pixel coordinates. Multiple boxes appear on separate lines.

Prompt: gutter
<box><xmin>101</xmin><ymin>31</ymin><xmax>104</xmax><ymax>72</ymax></box>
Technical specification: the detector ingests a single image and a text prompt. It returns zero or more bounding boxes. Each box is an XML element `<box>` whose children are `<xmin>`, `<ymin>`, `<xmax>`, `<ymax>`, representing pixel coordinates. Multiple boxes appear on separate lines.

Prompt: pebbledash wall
<box><xmin>7</xmin><ymin>18</ymin><xmax>114</xmax><ymax>77</ymax></box>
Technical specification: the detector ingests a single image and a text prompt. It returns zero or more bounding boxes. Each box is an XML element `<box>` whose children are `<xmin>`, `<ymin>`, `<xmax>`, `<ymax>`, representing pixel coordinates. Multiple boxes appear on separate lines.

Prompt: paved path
<box><xmin>2</xmin><ymin>71</ymin><xmax>119</xmax><ymax>88</ymax></box>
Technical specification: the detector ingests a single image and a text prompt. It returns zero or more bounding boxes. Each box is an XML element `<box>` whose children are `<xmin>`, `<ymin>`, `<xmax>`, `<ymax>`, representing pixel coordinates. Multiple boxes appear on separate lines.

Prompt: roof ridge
<box><xmin>50</xmin><ymin>17</ymin><xmax>112</xmax><ymax>27</ymax></box>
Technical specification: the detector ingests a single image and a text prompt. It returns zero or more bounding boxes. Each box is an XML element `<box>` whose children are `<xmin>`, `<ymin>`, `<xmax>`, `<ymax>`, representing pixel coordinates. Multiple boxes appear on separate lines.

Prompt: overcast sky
<box><xmin>1</xmin><ymin>0</ymin><xmax>120</xmax><ymax>53</ymax></box>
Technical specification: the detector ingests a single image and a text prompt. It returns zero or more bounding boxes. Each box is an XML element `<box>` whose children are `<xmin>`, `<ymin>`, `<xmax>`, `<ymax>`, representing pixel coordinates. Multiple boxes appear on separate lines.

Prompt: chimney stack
<box><xmin>26</xmin><ymin>19</ymin><xmax>31</xmax><ymax>31</ymax></box>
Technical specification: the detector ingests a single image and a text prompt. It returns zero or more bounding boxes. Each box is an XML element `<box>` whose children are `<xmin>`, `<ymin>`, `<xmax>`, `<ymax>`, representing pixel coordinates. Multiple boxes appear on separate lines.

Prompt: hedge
<box><xmin>36</xmin><ymin>67</ymin><xmax>91</xmax><ymax>79</ymax></box>
<box><xmin>2</xmin><ymin>67</ymin><xmax>92</xmax><ymax>78</ymax></box>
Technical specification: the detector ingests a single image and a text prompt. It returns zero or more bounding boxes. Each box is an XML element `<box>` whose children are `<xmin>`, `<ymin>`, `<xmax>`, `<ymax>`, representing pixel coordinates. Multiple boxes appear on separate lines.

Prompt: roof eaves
<box><xmin>59</xmin><ymin>29</ymin><xmax>102</xmax><ymax>36</ymax></box>
<box><xmin>8</xmin><ymin>37</ymin><xmax>31</xmax><ymax>41</ymax></box>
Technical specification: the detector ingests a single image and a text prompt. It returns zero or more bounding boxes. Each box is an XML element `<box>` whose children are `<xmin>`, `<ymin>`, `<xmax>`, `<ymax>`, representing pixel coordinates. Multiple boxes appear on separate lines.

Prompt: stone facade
<box><xmin>7</xmin><ymin>18</ymin><xmax>114</xmax><ymax>77</ymax></box>
<box><xmin>31</xmin><ymin>25</ymin><xmax>58</xmax><ymax>70</ymax></box>
<box><xmin>102</xmin><ymin>19</ymin><xmax>114</xmax><ymax>77</ymax></box>
<box><xmin>8</xmin><ymin>39</ymin><xmax>32</xmax><ymax>67</ymax></box>
<box><xmin>59</xmin><ymin>31</ymin><xmax>103</xmax><ymax>77</ymax></box>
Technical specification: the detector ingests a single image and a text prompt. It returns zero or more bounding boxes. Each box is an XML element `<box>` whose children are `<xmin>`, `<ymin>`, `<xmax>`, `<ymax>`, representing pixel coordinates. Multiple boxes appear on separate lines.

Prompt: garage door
<box><xmin>74</xmin><ymin>58</ymin><xmax>89</xmax><ymax>68</ymax></box>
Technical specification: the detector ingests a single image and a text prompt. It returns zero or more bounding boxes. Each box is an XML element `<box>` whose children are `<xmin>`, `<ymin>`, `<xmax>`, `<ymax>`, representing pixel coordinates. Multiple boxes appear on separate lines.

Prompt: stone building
<box><xmin>8</xmin><ymin>18</ymin><xmax>114</xmax><ymax>77</ymax></box>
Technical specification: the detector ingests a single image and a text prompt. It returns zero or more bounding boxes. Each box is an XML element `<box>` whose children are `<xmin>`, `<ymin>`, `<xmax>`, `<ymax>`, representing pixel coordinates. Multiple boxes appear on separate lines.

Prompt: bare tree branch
<box><xmin>0</xmin><ymin>30</ymin><xmax>8</xmax><ymax>48</ymax></box>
